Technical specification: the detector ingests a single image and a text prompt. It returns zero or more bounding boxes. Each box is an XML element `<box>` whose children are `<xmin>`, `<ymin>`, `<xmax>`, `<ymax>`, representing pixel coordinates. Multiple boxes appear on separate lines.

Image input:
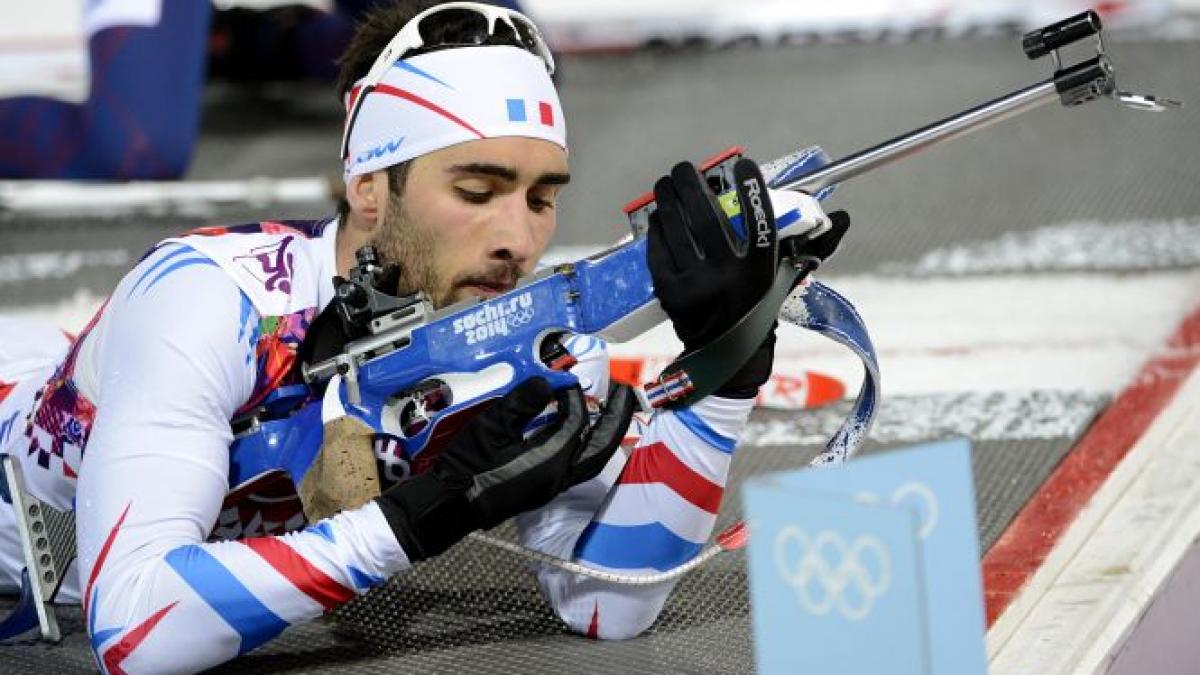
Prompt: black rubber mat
<box><xmin>0</xmin><ymin>391</ymin><xmax>1097</xmax><ymax>674</ymax></box>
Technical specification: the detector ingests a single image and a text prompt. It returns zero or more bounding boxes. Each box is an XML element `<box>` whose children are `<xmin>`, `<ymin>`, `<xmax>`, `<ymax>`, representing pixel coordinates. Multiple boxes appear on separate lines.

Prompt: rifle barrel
<box><xmin>781</xmin><ymin>78</ymin><xmax>1059</xmax><ymax>194</ymax></box>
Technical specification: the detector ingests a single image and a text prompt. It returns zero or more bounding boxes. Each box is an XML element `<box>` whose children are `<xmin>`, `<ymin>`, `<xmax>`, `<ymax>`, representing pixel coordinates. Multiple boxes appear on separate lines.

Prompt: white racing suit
<box><xmin>0</xmin><ymin>218</ymin><xmax>753</xmax><ymax>673</ymax></box>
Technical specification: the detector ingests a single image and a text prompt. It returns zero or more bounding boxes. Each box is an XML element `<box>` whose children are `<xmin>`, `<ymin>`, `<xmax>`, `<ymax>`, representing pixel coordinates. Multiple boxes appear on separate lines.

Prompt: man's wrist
<box><xmin>712</xmin><ymin>333</ymin><xmax>775</xmax><ymax>399</ymax></box>
<box><xmin>684</xmin><ymin>393</ymin><xmax>756</xmax><ymax>450</ymax></box>
<box><xmin>374</xmin><ymin>471</ymin><xmax>477</xmax><ymax>563</ymax></box>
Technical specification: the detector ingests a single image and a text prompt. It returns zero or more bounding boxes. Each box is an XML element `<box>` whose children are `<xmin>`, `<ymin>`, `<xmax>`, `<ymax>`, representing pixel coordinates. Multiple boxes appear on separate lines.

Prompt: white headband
<box><xmin>343</xmin><ymin>45</ymin><xmax>566</xmax><ymax>180</ymax></box>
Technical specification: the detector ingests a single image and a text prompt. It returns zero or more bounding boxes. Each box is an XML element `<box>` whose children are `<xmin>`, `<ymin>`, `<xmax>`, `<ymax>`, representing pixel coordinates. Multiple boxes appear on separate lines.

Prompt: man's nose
<box><xmin>487</xmin><ymin>196</ymin><xmax>537</xmax><ymax>264</ymax></box>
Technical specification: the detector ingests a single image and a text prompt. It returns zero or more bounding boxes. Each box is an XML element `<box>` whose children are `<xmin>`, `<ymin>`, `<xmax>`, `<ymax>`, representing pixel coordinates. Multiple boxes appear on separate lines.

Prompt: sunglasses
<box><xmin>340</xmin><ymin>2</ymin><xmax>555</xmax><ymax>161</ymax></box>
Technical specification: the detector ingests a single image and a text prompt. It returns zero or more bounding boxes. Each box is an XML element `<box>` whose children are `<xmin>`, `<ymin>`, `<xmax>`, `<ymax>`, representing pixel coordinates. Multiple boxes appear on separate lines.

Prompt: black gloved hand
<box><xmin>375</xmin><ymin>377</ymin><xmax>635</xmax><ymax>562</ymax></box>
<box><xmin>648</xmin><ymin>158</ymin><xmax>780</xmax><ymax>398</ymax></box>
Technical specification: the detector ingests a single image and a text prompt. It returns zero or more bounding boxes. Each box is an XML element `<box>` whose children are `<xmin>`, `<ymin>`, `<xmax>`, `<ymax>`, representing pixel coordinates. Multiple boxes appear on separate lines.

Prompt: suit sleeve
<box><xmin>515</xmin><ymin>337</ymin><xmax>753</xmax><ymax>639</ymax></box>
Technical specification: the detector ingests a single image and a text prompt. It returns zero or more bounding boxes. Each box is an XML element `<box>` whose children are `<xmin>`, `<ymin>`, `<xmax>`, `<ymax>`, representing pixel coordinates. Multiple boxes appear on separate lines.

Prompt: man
<box><xmin>0</xmin><ymin>1</ymin><xmax>831</xmax><ymax>671</ymax></box>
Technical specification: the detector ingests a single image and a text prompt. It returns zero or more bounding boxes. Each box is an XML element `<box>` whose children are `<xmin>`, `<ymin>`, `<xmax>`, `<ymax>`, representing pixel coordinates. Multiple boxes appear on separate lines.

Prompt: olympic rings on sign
<box><xmin>772</xmin><ymin>526</ymin><xmax>892</xmax><ymax>621</ymax></box>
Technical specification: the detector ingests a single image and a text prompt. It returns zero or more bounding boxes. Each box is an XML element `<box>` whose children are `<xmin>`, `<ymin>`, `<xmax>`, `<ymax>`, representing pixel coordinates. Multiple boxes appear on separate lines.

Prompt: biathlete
<box><xmin>0</xmin><ymin>2</ymin><xmax>841</xmax><ymax>672</ymax></box>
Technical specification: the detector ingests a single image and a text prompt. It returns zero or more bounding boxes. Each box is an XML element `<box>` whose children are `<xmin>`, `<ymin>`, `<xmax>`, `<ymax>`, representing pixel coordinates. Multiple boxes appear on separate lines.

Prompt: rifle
<box><xmin>228</xmin><ymin>10</ymin><xmax>1178</xmax><ymax>497</ymax></box>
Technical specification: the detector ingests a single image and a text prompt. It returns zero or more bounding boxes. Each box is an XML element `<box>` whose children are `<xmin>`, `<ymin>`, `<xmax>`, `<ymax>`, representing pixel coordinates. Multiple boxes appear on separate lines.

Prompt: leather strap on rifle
<box><xmin>298</xmin><ymin>415</ymin><xmax>381</xmax><ymax>522</ymax></box>
<box><xmin>644</xmin><ymin>252</ymin><xmax>820</xmax><ymax>410</ymax></box>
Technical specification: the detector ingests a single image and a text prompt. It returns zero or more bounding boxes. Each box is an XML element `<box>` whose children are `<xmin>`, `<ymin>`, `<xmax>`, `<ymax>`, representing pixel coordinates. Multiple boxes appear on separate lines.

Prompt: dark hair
<box><xmin>334</xmin><ymin>1</ymin><xmax>531</xmax><ymax>220</ymax></box>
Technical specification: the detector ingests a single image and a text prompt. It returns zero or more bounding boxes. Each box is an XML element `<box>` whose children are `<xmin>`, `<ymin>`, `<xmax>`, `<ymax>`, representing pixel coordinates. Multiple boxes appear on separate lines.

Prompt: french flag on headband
<box><xmin>506</xmin><ymin>98</ymin><xmax>555</xmax><ymax>126</ymax></box>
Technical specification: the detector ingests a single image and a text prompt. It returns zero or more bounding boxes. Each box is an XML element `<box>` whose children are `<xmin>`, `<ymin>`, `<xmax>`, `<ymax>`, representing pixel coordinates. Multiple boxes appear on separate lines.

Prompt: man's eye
<box><xmin>529</xmin><ymin>195</ymin><xmax>556</xmax><ymax>212</ymax></box>
<box><xmin>455</xmin><ymin>187</ymin><xmax>491</xmax><ymax>203</ymax></box>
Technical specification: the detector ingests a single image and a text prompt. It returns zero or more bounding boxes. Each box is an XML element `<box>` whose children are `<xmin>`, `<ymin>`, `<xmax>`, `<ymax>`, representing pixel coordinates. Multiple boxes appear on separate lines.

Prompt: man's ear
<box><xmin>345</xmin><ymin>171</ymin><xmax>390</xmax><ymax>235</ymax></box>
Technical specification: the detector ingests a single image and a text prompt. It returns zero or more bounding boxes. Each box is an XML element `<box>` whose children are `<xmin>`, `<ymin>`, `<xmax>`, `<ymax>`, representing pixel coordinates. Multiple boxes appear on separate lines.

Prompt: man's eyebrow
<box><xmin>535</xmin><ymin>171</ymin><xmax>571</xmax><ymax>187</ymax></box>
<box><xmin>448</xmin><ymin>162</ymin><xmax>518</xmax><ymax>181</ymax></box>
<box><xmin>447</xmin><ymin>163</ymin><xmax>571</xmax><ymax>186</ymax></box>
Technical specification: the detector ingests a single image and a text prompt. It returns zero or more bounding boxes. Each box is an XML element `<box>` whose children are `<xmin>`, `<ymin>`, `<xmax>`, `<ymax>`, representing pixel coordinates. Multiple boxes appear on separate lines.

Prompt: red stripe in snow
<box><xmin>982</xmin><ymin>303</ymin><xmax>1200</xmax><ymax>626</ymax></box>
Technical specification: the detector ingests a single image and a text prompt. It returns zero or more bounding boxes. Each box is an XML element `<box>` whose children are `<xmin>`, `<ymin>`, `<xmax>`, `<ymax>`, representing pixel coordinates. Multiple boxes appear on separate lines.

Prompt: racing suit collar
<box><xmin>317</xmin><ymin>217</ymin><xmax>340</xmax><ymax>312</ymax></box>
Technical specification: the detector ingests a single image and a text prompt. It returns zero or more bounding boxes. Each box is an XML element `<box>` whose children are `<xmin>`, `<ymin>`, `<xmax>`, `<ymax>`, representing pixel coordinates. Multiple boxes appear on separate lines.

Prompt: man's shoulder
<box><xmin>159</xmin><ymin>218</ymin><xmax>335</xmax><ymax>318</ymax></box>
<box><xmin>181</xmin><ymin>219</ymin><xmax>332</xmax><ymax>241</ymax></box>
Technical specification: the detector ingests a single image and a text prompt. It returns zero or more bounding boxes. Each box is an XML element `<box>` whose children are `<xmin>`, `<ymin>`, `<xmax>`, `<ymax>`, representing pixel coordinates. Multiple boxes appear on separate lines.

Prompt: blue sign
<box><xmin>743</xmin><ymin>438</ymin><xmax>987</xmax><ymax>675</ymax></box>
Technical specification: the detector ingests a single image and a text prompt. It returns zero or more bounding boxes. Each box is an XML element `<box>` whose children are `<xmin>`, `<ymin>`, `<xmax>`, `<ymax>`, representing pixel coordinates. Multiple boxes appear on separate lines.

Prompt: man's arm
<box><xmin>517</xmin><ymin>159</ymin><xmax>782</xmax><ymax>639</ymax></box>
<box><xmin>75</xmin><ymin>255</ymin><xmax>407</xmax><ymax>674</ymax></box>
<box><xmin>515</xmin><ymin>335</ymin><xmax>752</xmax><ymax>640</ymax></box>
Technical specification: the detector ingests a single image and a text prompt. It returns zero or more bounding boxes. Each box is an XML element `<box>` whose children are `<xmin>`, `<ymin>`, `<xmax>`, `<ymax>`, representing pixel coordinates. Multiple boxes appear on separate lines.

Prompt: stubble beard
<box><xmin>373</xmin><ymin>192</ymin><xmax>453</xmax><ymax>309</ymax></box>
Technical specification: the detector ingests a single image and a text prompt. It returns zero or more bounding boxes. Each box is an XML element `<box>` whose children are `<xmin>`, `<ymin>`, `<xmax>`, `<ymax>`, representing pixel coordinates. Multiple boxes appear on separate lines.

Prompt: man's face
<box><xmin>374</xmin><ymin>136</ymin><xmax>569</xmax><ymax>308</ymax></box>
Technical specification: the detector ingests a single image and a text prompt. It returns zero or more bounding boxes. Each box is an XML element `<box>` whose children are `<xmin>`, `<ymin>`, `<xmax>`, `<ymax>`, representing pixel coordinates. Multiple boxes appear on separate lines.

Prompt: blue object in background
<box><xmin>743</xmin><ymin>438</ymin><xmax>987</xmax><ymax>675</ymax></box>
<box><xmin>0</xmin><ymin>1</ymin><xmax>212</xmax><ymax>179</ymax></box>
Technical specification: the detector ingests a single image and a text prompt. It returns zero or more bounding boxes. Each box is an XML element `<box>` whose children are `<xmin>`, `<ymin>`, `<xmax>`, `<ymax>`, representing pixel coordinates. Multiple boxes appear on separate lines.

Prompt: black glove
<box><xmin>375</xmin><ymin>377</ymin><xmax>636</xmax><ymax>562</ymax></box>
<box><xmin>648</xmin><ymin>159</ymin><xmax>779</xmax><ymax>398</ymax></box>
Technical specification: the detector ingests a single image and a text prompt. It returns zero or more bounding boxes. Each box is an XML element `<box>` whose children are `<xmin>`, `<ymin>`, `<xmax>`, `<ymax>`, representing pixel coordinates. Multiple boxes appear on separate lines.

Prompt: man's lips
<box><xmin>456</xmin><ymin>265</ymin><xmax>521</xmax><ymax>299</ymax></box>
<box><xmin>460</xmin><ymin>280</ymin><xmax>515</xmax><ymax>297</ymax></box>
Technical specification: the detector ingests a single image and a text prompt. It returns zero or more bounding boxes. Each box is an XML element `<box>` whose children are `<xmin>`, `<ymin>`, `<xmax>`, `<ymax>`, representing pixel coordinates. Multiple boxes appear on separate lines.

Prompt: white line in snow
<box><xmin>743</xmin><ymin>391</ymin><xmax>1108</xmax><ymax>446</ymax></box>
<box><xmin>543</xmin><ymin>219</ymin><xmax>1200</xmax><ymax>277</ymax></box>
<box><xmin>886</xmin><ymin>218</ymin><xmax>1200</xmax><ymax>275</ymax></box>
<box><xmin>0</xmin><ymin>249</ymin><xmax>129</xmax><ymax>284</ymax></box>
<box><xmin>0</xmin><ymin>177</ymin><xmax>331</xmax><ymax>214</ymax></box>
<box><xmin>3</xmin><ymin>263</ymin><xmax>1196</xmax><ymax>403</ymax></box>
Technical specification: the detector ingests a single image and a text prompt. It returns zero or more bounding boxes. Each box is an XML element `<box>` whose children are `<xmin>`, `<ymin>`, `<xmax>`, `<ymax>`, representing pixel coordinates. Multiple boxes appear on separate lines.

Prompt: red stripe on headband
<box><xmin>347</xmin><ymin>84</ymin><xmax>364</xmax><ymax>112</ymax></box>
<box><xmin>374</xmin><ymin>84</ymin><xmax>486</xmax><ymax>139</ymax></box>
<box><xmin>539</xmin><ymin>101</ymin><xmax>554</xmax><ymax>126</ymax></box>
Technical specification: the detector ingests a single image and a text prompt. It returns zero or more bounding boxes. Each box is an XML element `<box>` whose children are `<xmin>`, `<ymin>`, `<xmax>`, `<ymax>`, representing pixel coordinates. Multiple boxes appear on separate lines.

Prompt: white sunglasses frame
<box><xmin>339</xmin><ymin>2</ymin><xmax>555</xmax><ymax>161</ymax></box>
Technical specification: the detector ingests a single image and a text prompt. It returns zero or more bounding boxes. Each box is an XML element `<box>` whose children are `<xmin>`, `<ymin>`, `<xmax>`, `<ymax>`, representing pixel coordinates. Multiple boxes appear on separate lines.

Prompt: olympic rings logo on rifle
<box><xmin>506</xmin><ymin>307</ymin><xmax>536</xmax><ymax>328</ymax></box>
<box><xmin>772</xmin><ymin>527</ymin><xmax>892</xmax><ymax>621</ymax></box>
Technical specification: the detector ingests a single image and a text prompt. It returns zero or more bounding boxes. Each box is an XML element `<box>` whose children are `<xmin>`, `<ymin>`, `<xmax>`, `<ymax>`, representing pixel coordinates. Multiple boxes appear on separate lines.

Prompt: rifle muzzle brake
<box><xmin>1023</xmin><ymin>9</ymin><xmax>1181</xmax><ymax>112</ymax></box>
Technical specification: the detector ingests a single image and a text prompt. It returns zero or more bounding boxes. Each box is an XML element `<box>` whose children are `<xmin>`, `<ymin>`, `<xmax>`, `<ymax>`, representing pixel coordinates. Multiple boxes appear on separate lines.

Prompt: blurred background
<box><xmin>1</xmin><ymin>0</ymin><xmax>1198</xmax><ymax>324</ymax></box>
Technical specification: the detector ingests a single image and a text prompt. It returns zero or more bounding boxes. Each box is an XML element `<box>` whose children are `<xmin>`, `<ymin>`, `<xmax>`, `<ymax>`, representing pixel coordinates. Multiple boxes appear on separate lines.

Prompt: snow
<box><xmin>610</xmin><ymin>270</ymin><xmax>1200</xmax><ymax>397</ymax></box>
<box><xmin>887</xmin><ymin>218</ymin><xmax>1200</xmax><ymax>275</ymax></box>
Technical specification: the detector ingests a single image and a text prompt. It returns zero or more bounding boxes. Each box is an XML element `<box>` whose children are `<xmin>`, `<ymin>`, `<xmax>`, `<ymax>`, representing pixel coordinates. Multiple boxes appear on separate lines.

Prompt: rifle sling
<box><xmin>647</xmin><ymin>255</ymin><xmax>818</xmax><ymax>410</ymax></box>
